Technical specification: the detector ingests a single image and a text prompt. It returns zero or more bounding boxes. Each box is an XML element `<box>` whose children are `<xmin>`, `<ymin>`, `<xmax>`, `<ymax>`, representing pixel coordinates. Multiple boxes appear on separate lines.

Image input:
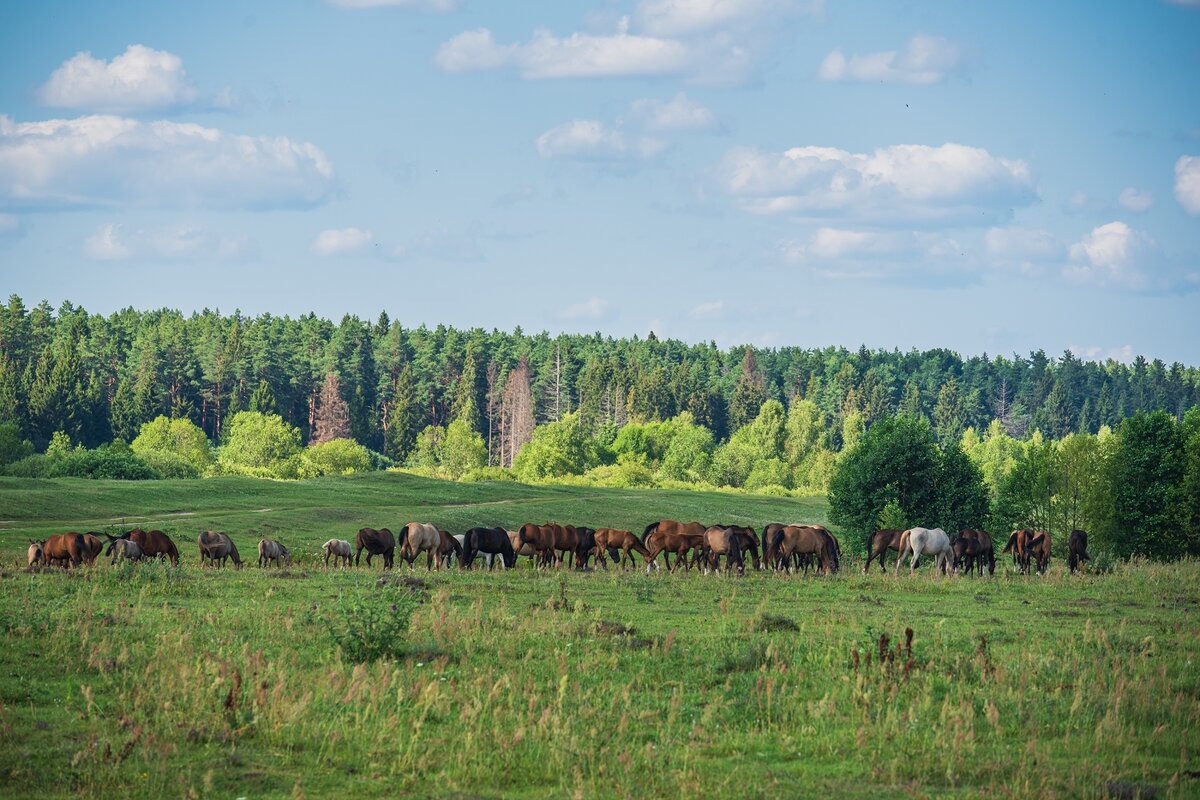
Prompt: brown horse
<box><xmin>721</xmin><ymin>525</ymin><xmax>760</xmax><ymax>570</ymax></box>
<box><xmin>507</xmin><ymin>529</ymin><xmax>539</xmax><ymax>564</ymax></box>
<box><xmin>436</xmin><ymin>529</ymin><xmax>463</xmax><ymax>569</ymax></box>
<box><xmin>642</xmin><ymin>520</ymin><xmax>707</xmax><ymax>572</ymax></box>
<box><xmin>355</xmin><ymin>527</ymin><xmax>395</xmax><ymax>569</ymax></box>
<box><xmin>198</xmin><ymin>531</ymin><xmax>243</xmax><ymax>568</ymax></box>
<box><xmin>592</xmin><ymin>528</ymin><xmax>651</xmax><ymax>569</ymax></box>
<box><xmin>701</xmin><ymin>526</ymin><xmax>745</xmax><ymax>576</ymax></box>
<box><xmin>1003</xmin><ymin>528</ymin><xmax>1037</xmax><ymax>574</ymax></box>
<box><xmin>768</xmin><ymin>525</ymin><xmax>837</xmax><ymax>575</ymax></box>
<box><xmin>863</xmin><ymin>529</ymin><xmax>903</xmax><ymax>574</ymax></box>
<box><xmin>1027</xmin><ymin>531</ymin><xmax>1052</xmax><ymax>575</ymax></box>
<box><xmin>41</xmin><ymin>532</ymin><xmax>86</xmax><ymax>568</ymax></box>
<box><xmin>80</xmin><ymin>533</ymin><xmax>105</xmax><ymax>565</ymax></box>
<box><xmin>107</xmin><ymin>529</ymin><xmax>179</xmax><ymax>565</ymax></box>
<box><xmin>518</xmin><ymin>523</ymin><xmax>557</xmax><ymax>567</ymax></box>
<box><xmin>952</xmin><ymin>529</ymin><xmax>995</xmax><ymax>576</ymax></box>
<box><xmin>1068</xmin><ymin>530</ymin><xmax>1090</xmax><ymax>573</ymax></box>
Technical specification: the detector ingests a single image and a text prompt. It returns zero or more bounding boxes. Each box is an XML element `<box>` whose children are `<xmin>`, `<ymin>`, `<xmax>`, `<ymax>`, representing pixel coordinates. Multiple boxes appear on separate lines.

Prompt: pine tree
<box><xmin>0</xmin><ymin>351</ymin><xmax>23</xmax><ymax>430</ymax></box>
<box><xmin>452</xmin><ymin>339</ymin><xmax>484</xmax><ymax>434</ymax></box>
<box><xmin>728</xmin><ymin>347</ymin><xmax>766</xmax><ymax>432</ymax></box>
<box><xmin>385</xmin><ymin>364</ymin><xmax>418</xmax><ymax>462</ymax></box>
<box><xmin>312</xmin><ymin>373</ymin><xmax>352</xmax><ymax>444</ymax></box>
<box><xmin>249</xmin><ymin>379</ymin><xmax>277</xmax><ymax>415</ymax></box>
<box><xmin>933</xmin><ymin>377</ymin><xmax>968</xmax><ymax>445</ymax></box>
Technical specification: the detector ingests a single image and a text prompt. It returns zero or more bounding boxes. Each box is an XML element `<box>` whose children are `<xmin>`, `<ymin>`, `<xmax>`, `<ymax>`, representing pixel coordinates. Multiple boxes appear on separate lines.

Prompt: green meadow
<box><xmin>1</xmin><ymin>473</ymin><xmax>1197</xmax><ymax>798</ymax></box>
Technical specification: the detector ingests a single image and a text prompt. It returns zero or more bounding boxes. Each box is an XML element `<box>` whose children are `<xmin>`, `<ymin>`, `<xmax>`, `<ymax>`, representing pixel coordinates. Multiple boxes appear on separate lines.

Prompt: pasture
<box><xmin>1</xmin><ymin>473</ymin><xmax>1198</xmax><ymax>799</ymax></box>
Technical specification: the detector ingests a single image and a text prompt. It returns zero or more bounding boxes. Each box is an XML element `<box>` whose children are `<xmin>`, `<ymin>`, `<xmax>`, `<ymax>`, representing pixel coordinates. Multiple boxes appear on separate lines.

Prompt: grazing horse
<box><xmin>400</xmin><ymin>522</ymin><xmax>442</xmax><ymax>570</ymax></box>
<box><xmin>1003</xmin><ymin>528</ymin><xmax>1037</xmax><ymax>574</ymax></box>
<box><xmin>355</xmin><ymin>527</ymin><xmax>395</xmax><ymax>569</ymax></box>
<box><xmin>508</xmin><ymin>530</ymin><xmax>539</xmax><ymax>564</ymax></box>
<box><xmin>1068</xmin><ymin>530</ymin><xmax>1090</xmax><ymax>573</ymax></box>
<box><xmin>79</xmin><ymin>533</ymin><xmax>105</xmax><ymax>566</ymax></box>
<box><xmin>258</xmin><ymin>539</ymin><xmax>291</xmax><ymax>568</ymax></box>
<box><xmin>1027</xmin><ymin>531</ymin><xmax>1052</xmax><ymax>575</ymax></box>
<box><xmin>198</xmin><ymin>531</ymin><xmax>242</xmax><ymax>569</ymax></box>
<box><xmin>109</xmin><ymin>529</ymin><xmax>180</xmax><ymax>565</ymax></box>
<box><xmin>768</xmin><ymin>525</ymin><xmax>837</xmax><ymax>575</ymax></box>
<box><xmin>518</xmin><ymin>523</ymin><xmax>577</xmax><ymax>568</ymax></box>
<box><xmin>643</xmin><ymin>520</ymin><xmax>707</xmax><ymax>572</ymax></box>
<box><xmin>26</xmin><ymin>541</ymin><xmax>44</xmax><ymax>567</ymax></box>
<box><xmin>323</xmin><ymin>539</ymin><xmax>353</xmax><ymax>568</ymax></box>
<box><xmin>592</xmin><ymin>528</ymin><xmax>650</xmax><ymax>569</ymax></box>
<box><xmin>574</xmin><ymin>527</ymin><xmax>599</xmax><ymax>570</ymax></box>
<box><xmin>952</xmin><ymin>529</ymin><xmax>995</xmax><ymax>576</ymax></box>
<box><xmin>463</xmin><ymin>527</ymin><xmax>517</xmax><ymax>570</ymax></box>
<box><xmin>720</xmin><ymin>525</ymin><xmax>760</xmax><ymax>570</ymax></box>
<box><xmin>895</xmin><ymin>527</ymin><xmax>953</xmax><ymax>575</ymax></box>
<box><xmin>40</xmin><ymin>532</ymin><xmax>86</xmax><ymax>568</ymax></box>
<box><xmin>864</xmin><ymin>529</ymin><xmax>903</xmax><ymax>574</ymax></box>
<box><xmin>701</xmin><ymin>526</ymin><xmax>745</xmax><ymax>576</ymax></box>
<box><xmin>436</xmin><ymin>529</ymin><xmax>463</xmax><ymax>569</ymax></box>
<box><xmin>109</xmin><ymin>539</ymin><xmax>144</xmax><ymax>564</ymax></box>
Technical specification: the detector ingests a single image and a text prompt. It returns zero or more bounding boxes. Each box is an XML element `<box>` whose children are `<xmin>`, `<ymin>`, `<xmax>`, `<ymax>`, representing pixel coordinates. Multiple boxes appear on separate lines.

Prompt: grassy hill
<box><xmin>0</xmin><ymin>472</ymin><xmax>832</xmax><ymax>560</ymax></box>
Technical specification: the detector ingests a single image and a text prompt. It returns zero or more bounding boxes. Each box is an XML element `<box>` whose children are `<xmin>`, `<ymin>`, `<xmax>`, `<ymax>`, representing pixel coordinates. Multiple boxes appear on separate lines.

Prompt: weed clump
<box><xmin>331</xmin><ymin>588</ymin><xmax>420</xmax><ymax>663</ymax></box>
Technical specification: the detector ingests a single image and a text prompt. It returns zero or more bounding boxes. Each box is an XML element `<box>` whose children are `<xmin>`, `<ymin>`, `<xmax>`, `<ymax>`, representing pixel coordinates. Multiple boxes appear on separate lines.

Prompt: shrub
<box><xmin>138</xmin><ymin>450</ymin><xmax>202</xmax><ymax>479</ymax></box>
<box><xmin>303</xmin><ymin>437</ymin><xmax>374</xmax><ymax>477</ymax></box>
<box><xmin>331</xmin><ymin>589</ymin><xmax>421</xmax><ymax>663</ymax></box>
<box><xmin>0</xmin><ymin>422</ymin><xmax>33</xmax><ymax>466</ymax></box>
<box><xmin>2</xmin><ymin>454</ymin><xmax>49</xmax><ymax>477</ymax></box>
<box><xmin>217</xmin><ymin>412</ymin><xmax>302</xmax><ymax>478</ymax></box>
<box><xmin>460</xmin><ymin>466</ymin><xmax>517</xmax><ymax>482</ymax></box>
<box><xmin>47</xmin><ymin>446</ymin><xmax>160</xmax><ymax>480</ymax></box>
<box><xmin>132</xmin><ymin>416</ymin><xmax>214</xmax><ymax>474</ymax></box>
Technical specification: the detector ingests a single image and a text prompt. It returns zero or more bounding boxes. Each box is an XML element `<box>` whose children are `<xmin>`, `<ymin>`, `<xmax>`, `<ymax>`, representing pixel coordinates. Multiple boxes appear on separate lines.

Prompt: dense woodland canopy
<box><xmin>2</xmin><ymin>296</ymin><xmax>1198</xmax><ymax>459</ymax></box>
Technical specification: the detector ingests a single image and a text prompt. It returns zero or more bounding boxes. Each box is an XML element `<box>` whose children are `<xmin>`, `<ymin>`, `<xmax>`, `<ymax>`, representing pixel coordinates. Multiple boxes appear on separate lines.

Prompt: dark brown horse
<box><xmin>721</xmin><ymin>525</ymin><xmax>760</xmax><ymax>570</ymax></box>
<box><xmin>593</xmin><ymin>528</ymin><xmax>650</xmax><ymax>569</ymax></box>
<box><xmin>355</xmin><ymin>527</ymin><xmax>395</xmax><ymax>569</ymax></box>
<box><xmin>108</xmin><ymin>529</ymin><xmax>180</xmax><ymax>565</ymax></box>
<box><xmin>41</xmin><ymin>532</ymin><xmax>86</xmax><ymax>568</ymax></box>
<box><xmin>1027</xmin><ymin>530</ymin><xmax>1052</xmax><ymax>575</ymax></box>
<box><xmin>1068</xmin><ymin>529</ymin><xmax>1090</xmax><ymax>573</ymax></box>
<box><xmin>952</xmin><ymin>529</ymin><xmax>995</xmax><ymax>576</ymax></box>
<box><xmin>768</xmin><ymin>525</ymin><xmax>837</xmax><ymax>575</ymax></box>
<box><xmin>436</xmin><ymin>529</ymin><xmax>463</xmax><ymax>569</ymax></box>
<box><xmin>863</xmin><ymin>529</ymin><xmax>903</xmax><ymax>574</ymax></box>
<box><xmin>642</xmin><ymin>520</ymin><xmax>706</xmax><ymax>572</ymax></box>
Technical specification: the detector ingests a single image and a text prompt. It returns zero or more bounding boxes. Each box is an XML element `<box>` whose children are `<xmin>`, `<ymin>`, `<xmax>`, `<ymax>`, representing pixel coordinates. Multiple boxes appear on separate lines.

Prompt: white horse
<box><xmin>322</xmin><ymin>539</ymin><xmax>353</xmax><ymax>568</ymax></box>
<box><xmin>27</xmin><ymin>541</ymin><xmax>44</xmax><ymax>567</ymax></box>
<box><xmin>109</xmin><ymin>538</ymin><xmax>144</xmax><ymax>564</ymax></box>
<box><xmin>895</xmin><ymin>527</ymin><xmax>953</xmax><ymax>575</ymax></box>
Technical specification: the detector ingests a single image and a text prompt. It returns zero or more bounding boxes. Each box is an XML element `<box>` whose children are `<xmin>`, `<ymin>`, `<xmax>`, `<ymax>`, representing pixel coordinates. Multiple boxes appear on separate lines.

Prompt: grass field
<box><xmin>1</xmin><ymin>473</ymin><xmax>1198</xmax><ymax>799</ymax></box>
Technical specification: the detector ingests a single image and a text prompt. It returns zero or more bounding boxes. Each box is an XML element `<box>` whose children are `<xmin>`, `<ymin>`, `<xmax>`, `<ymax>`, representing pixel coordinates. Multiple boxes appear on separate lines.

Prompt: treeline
<box><xmin>2</xmin><ymin>296</ymin><xmax>1198</xmax><ymax>464</ymax></box>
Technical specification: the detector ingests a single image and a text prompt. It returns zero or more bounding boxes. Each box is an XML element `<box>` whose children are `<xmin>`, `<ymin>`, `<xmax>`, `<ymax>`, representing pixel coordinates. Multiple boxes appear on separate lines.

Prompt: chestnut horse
<box><xmin>107</xmin><ymin>529</ymin><xmax>179</xmax><ymax>565</ymax></box>
<box><xmin>355</xmin><ymin>527</ymin><xmax>395</xmax><ymax>569</ymax></box>
<box><xmin>38</xmin><ymin>533</ymin><xmax>85</xmax><ymax>568</ymax></box>
<box><xmin>642</xmin><ymin>520</ymin><xmax>707</xmax><ymax>572</ymax></box>
<box><xmin>436</xmin><ymin>529</ymin><xmax>463</xmax><ymax>569</ymax></box>
<box><xmin>863</xmin><ymin>529</ymin><xmax>903</xmax><ymax>574</ymax></box>
<box><xmin>1027</xmin><ymin>530</ymin><xmax>1052</xmax><ymax>575</ymax></box>
<box><xmin>80</xmin><ymin>533</ymin><xmax>105</xmax><ymax>565</ymax></box>
<box><xmin>1003</xmin><ymin>529</ymin><xmax>1037</xmax><ymax>574</ymax></box>
<box><xmin>951</xmin><ymin>529</ymin><xmax>995</xmax><ymax>576</ymax></box>
<box><xmin>593</xmin><ymin>528</ymin><xmax>649</xmax><ymax>569</ymax></box>
<box><xmin>768</xmin><ymin>525</ymin><xmax>837</xmax><ymax>575</ymax></box>
<box><xmin>1068</xmin><ymin>529</ymin><xmax>1090</xmax><ymax>574</ymax></box>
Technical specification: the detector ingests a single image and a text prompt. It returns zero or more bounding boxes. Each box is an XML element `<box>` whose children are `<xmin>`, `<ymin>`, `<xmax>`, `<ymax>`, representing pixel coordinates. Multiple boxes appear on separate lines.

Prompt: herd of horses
<box><xmin>24</xmin><ymin>522</ymin><xmax>1092</xmax><ymax>577</ymax></box>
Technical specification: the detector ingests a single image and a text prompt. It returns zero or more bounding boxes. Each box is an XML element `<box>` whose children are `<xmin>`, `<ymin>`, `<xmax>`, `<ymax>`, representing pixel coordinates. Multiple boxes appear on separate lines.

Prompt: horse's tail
<box><xmin>631</xmin><ymin>538</ymin><xmax>652</xmax><ymax>558</ymax></box>
<box><xmin>641</xmin><ymin>522</ymin><xmax>659</xmax><ymax>544</ymax></box>
<box><xmin>864</xmin><ymin>531</ymin><xmax>876</xmax><ymax>556</ymax></box>
<box><xmin>768</xmin><ymin>529</ymin><xmax>786</xmax><ymax>565</ymax></box>
<box><xmin>1003</xmin><ymin>531</ymin><xmax>1017</xmax><ymax>553</ymax></box>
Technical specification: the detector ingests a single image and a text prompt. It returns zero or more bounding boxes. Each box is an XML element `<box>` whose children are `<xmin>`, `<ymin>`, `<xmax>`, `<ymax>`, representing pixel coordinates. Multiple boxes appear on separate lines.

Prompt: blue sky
<box><xmin>1</xmin><ymin>0</ymin><xmax>1198</xmax><ymax>362</ymax></box>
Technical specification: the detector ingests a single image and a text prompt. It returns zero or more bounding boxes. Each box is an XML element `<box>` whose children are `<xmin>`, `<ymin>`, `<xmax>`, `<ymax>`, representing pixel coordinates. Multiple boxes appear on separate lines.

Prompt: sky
<box><xmin>1</xmin><ymin>0</ymin><xmax>1198</xmax><ymax>363</ymax></box>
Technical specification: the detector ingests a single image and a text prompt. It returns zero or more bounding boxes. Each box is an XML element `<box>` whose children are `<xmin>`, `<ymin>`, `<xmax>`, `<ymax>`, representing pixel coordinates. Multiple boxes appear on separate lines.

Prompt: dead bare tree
<box><xmin>499</xmin><ymin>357</ymin><xmax>534</xmax><ymax>467</ymax></box>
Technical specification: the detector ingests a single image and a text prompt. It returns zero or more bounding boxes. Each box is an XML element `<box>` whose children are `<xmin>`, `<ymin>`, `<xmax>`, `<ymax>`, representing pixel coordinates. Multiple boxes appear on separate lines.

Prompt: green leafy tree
<box><xmin>992</xmin><ymin>432</ymin><xmax>1059</xmax><ymax>534</ymax></box>
<box><xmin>1055</xmin><ymin>430</ymin><xmax>1114</xmax><ymax>541</ymax></box>
<box><xmin>217</xmin><ymin>412</ymin><xmax>302</xmax><ymax>478</ymax></box>
<box><xmin>657</xmin><ymin>416</ymin><xmax>715</xmax><ymax>483</ymax></box>
<box><xmin>513</xmin><ymin>412</ymin><xmax>598</xmax><ymax>482</ymax></box>
<box><xmin>828</xmin><ymin>415</ymin><xmax>943</xmax><ymax>547</ymax></box>
<box><xmin>933</xmin><ymin>377</ymin><xmax>968</xmax><ymax>445</ymax></box>
<box><xmin>934</xmin><ymin>441</ymin><xmax>991</xmax><ymax>533</ymax></box>
<box><xmin>962</xmin><ymin>419</ymin><xmax>1023</xmax><ymax>498</ymax></box>
<box><xmin>728</xmin><ymin>347</ymin><xmax>766</xmax><ymax>432</ymax></box>
<box><xmin>131</xmin><ymin>415</ymin><xmax>215</xmax><ymax>475</ymax></box>
<box><xmin>302</xmin><ymin>438</ymin><xmax>374</xmax><ymax>477</ymax></box>
<box><xmin>441</xmin><ymin>418</ymin><xmax>487</xmax><ymax>479</ymax></box>
<box><xmin>0</xmin><ymin>422</ymin><xmax>33</xmax><ymax>466</ymax></box>
<box><xmin>1107</xmin><ymin>411</ymin><xmax>1190</xmax><ymax>558</ymax></box>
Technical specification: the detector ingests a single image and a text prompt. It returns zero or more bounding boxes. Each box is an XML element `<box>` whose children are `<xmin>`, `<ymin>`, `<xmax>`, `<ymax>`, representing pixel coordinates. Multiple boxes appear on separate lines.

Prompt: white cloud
<box><xmin>312</xmin><ymin>227</ymin><xmax>373</xmax><ymax>256</ymax></box>
<box><xmin>561</xmin><ymin>296</ymin><xmax>611</xmax><ymax>321</ymax></box>
<box><xmin>689</xmin><ymin>300</ymin><xmax>725</xmax><ymax>317</ymax></box>
<box><xmin>1118</xmin><ymin>187</ymin><xmax>1153</xmax><ymax>212</ymax></box>
<box><xmin>720</xmin><ymin>142</ymin><xmax>1034</xmax><ymax>224</ymax></box>
<box><xmin>0</xmin><ymin>114</ymin><xmax>334</xmax><ymax>210</ymax></box>
<box><xmin>634</xmin><ymin>0</ymin><xmax>812</xmax><ymax>36</ymax></box>
<box><xmin>535</xmin><ymin>119</ymin><xmax>667</xmax><ymax>161</ymax></box>
<box><xmin>84</xmin><ymin>222</ymin><xmax>255</xmax><ymax>262</ymax></box>
<box><xmin>1068</xmin><ymin>344</ymin><xmax>1136</xmax><ymax>364</ymax></box>
<box><xmin>326</xmin><ymin>0</ymin><xmax>458</xmax><ymax>10</ymax></box>
<box><xmin>629</xmin><ymin>92</ymin><xmax>716</xmax><ymax>131</ymax></box>
<box><xmin>818</xmin><ymin>35</ymin><xmax>964</xmax><ymax>85</ymax></box>
<box><xmin>1175</xmin><ymin>155</ymin><xmax>1200</xmax><ymax>214</ymax></box>
<box><xmin>38</xmin><ymin>45</ymin><xmax>198</xmax><ymax>113</ymax></box>
<box><xmin>1064</xmin><ymin>221</ymin><xmax>1151</xmax><ymax>288</ymax></box>
<box><xmin>436</xmin><ymin>28</ymin><xmax>692</xmax><ymax>79</ymax></box>
<box><xmin>782</xmin><ymin>227</ymin><xmax>960</xmax><ymax>264</ymax></box>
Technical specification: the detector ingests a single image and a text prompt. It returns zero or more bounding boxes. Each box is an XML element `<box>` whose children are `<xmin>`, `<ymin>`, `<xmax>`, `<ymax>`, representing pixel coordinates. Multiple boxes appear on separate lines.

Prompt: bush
<box><xmin>303</xmin><ymin>438</ymin><xmax>374</xmax><ymax>477</ymax></box>
<box><xmin>138</xmin><ymin>450</ymin><xmax>202</xmax><ymax>479</ymax></box>
<box><xmin>331</xmin><ymin>589</ymin><xmax>421</xmax><ymax>663</ymax></box>
<box><xmin>47</xmin><ymin>446</ymin><xmax>160</xmax><ymax>480</ymax></box>
<box><xmin>460</xmin><ymin>466</ymin><xmax>517</xmax><ymax>482</ymax></box>
<box><xmin>579</xmin><ymin>460</ymin><xmax>658</xmax><ymax>488</ymax></box>
<box><xmin>744</xmin><ymin>457</ymin><xmax>791</xmax><ymax>492</ymax></box>
<box><xmin>217</xmin><ymin>412</ymin><xmax>302</xmax><ymax>479</ymax></box>
<box><xmin>0</xmin><ymin>422</ymin><xmax>33</xmax><ymax>466</ymax></box>
<box><xmin>132</xmin><ymin>416</ymin><xmax>214</xmax><ymax>474</ymax></box>
<box><xmin>2</xmin><ymin>454</ymin><xmax>50</xmax><ymax>477</ymax></box>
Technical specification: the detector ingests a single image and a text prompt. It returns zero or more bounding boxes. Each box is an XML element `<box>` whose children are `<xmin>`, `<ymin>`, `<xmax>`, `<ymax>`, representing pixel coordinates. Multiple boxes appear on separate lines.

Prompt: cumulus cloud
<box><xmin>38</xmin><ymin>45</ymin><xmax>198</xmax><ymax>113</ymax></box>
<box><xmin>629</xmin><ymin>92</ymin><xmax>716</xmax><ymax>131</ymax></box>
<box><xmin>0</xmin><ymin>114</ymin><xmax>335</xmax><ymax>211</ymax></box>
<box><xmin>1119</xmin><ymin>187</ymin><xmax>1153</xmax><ymax>212</ymax></box>
<box><xmin>634</xmin><ymin>0</ymin><xmax>812</xmax><ymax>36</ymax></box>
<box><xmin>1064</xmin><ymin>221</ymin><xmax>1152</xmax><ymax>288</ymax></box>
<box><xmin>326</xmin><ymin>0</ymin><xmax>457</xmax><ymax>9</ymax></box>
<box><xmin>535</xmin><ymin>118</ymin><xmax>670</xmax><ymax>161</ymax></box>
<box><xmin>84</xmin><ymin>222</ymin><xmax>255</xmax><ymax>262</ymax></box>
<box><xmin>818</xmin><ymin>35</ymin><xmax>964</xmax><ymax>85</ymax></box>
<box><xmin>720</xmin><ymin>142</ymin><xmax>1034</xmax><ymax>224</ymax></box>
<box><xmin>1175</xmin><ymin>155</ymin><xmax>1200</xmax><ymax>214</ymax></box>
<box><xmin>560</xmin><ymin>296</ymin><xmax>611</xmax><ymax>321</ymax></box>
<box><xmin>311</xmin><ymin>227</ymin><xmax>373</xmax><ymax>256</ymax></box>
<box><xmin>436</xmin><ymin>28</ymin><xmax>692</xmax><ymax>79</ymax></box>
